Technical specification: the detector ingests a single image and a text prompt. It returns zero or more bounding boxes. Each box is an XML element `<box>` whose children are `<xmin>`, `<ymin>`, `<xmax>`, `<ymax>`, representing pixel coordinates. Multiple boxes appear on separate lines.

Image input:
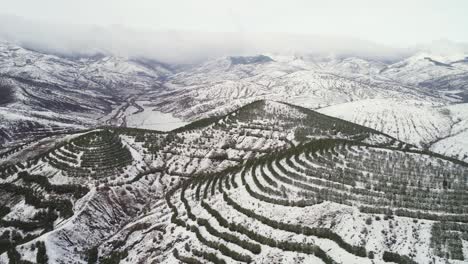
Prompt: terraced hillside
<box><xmin>131</xmin><ymin>140</ymin><xmax>467</xmax><ymax>264</ymax></box>
<box><xmin>44</xmin><ymin>130</ymin><xmax>134</xmax><ymax>178</ymax></box>
<box><xmin>116</xmin><ymin>100</ymin><xmax>405</xmax><ymax>177</ymax></box>
<box><xmin>0</xmin><ymin>100</ymin><xmax>460</xmax><ymax>264</ymax></box>
<box><xmin>0</xmin><ymin>170</ymin><xmax>89</xmax><ymax>257</ymax></box>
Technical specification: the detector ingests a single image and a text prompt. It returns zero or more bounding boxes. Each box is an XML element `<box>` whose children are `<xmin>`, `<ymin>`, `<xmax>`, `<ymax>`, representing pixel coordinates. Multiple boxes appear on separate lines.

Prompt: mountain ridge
<box><xmin>1</xmin><ymin>99</ymin><xmax>466</xmax><ymax>263</ymax></box>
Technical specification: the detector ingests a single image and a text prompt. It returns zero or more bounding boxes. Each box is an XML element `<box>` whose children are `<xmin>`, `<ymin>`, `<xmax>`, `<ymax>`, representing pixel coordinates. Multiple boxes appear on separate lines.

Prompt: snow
<box><xmin>318</xmin><ymin>99</ymin><xmax>468</xmax><ymax>161</ymax></box>
<box><xmin>319</xmin><ymin>99</ymin><xmax>451</xmax><ymax>147</ymax></box>
<box><xmin>430</xmin><ymin>103</ymin><xmax>468</xmax><ymax>161</ymax></box>
<box><xmin>3</xmin><ymin>200</ymin><xmax>40</xmax><ymax>221</ymax></box>
<box><xmin>0</xmin><ymin>41</ymin><xmax>173</xmax><ymax>146</ymax></box>
<box><xmin>1</xmin><ymin>42</ymin><xmax>468</xmax><ymax>264</ymax></box>
<box><xmin>103</xmin><ymin>99</ymin><xmax>189</xmax><ymax>131</ymax></box>
<box><xmin>380</xmin><ymin>52</ymin><xmax>468</xmax><ymax>86</ymax></box>
<box><xmin>126</xmin><ymin>107</ymin><xmax>188</xmax><ymax>131</ymax></box>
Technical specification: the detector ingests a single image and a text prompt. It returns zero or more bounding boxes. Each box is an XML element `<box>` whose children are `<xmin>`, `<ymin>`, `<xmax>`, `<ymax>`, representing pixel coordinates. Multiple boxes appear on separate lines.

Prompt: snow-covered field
<box><xmin>124</xmin><ymin>101</ymin><xmax>189</xmax><ymax>131</ymax></box>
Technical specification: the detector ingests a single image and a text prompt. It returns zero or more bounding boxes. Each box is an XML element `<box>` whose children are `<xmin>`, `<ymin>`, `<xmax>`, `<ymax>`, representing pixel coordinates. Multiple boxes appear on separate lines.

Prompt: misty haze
<box><xmin>0</xmin><ymin>1</ymin><xmax>467</xmax><ymax>264</ymax></box>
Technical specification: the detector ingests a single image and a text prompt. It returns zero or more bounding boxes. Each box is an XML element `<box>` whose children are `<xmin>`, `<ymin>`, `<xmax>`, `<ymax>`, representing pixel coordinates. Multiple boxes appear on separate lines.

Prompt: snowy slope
<box><xmin>0</xmin><ymin>100</ymin><xmax>466</xmax><ymax>264</ymax></box>
<box><xmin>430</xmin><ymin>103</ymin><xmax>468</xmax><ymax>161</ymax></box>
<box><xmin>380</xmin><ymin>52</ymin><xmax>467</xmax><ymax>85</ymax></box>
<box><xmin>318</xmin><ymin>99</ymin><xmax>468</xmax><ymax>162</ymax></box>
<box><xmin>152</xmin><ymin>55</ymin><xmax>445</xmax><ymax>121</ymax></box>
<box><xmin>0</xmin><ymin>100</ymin><xmax>405</xmax><ymax>262</ymax></box>
<box><xmin>380</xmin><ymin>52</ymin><xmax>468</xmax><ymax>101</ymax></box>
<box><xmin>318</xmin><ymin>99</ymin><xmax>452</xmax><ymax>147</ymax></box>
<box><xmin>143</xmin><ymin>52</ymin><xmax>468</xmax><ymax>163</ymax></box>
<box><xmin>2</xmin><ymin>41</ymin><xmax>468</xmax><ymax>156</ymax></box>
<box><xmin>0</xmin><ymin>42</ymin><xmax>172</xmax><ymax>146</ymax></box>
<box><xmin>0</xmin><ymin>42</ymin><xmax>170</xmax><ymax>91</ymax></box>
<box><xmin>96</xmin><ymin>138</ymin><xmax>468</xmax><ymax>264</ymax></box>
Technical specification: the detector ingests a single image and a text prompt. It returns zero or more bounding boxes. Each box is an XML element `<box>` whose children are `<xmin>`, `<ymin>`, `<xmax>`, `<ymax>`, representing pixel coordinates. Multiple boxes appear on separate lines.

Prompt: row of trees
<box><xmin>188</xmin><ymin>224</ymin><xmax>253</xmax><ymax>263</ymax></box>
<box><xmin>180</xmin><ymin>185</ymin><xmax>261</xmax><ymax>259</ymax></box>
<box><xmin>431</xmin><ymin>221</ymin><xmax>466</xmax><ymax>261</ymax></box>
<box><xmin>245</xmin><ymin>183</ymin><xmax>320</xmax><ymax>207</ymax></box>
<box><xmin>200</xmin><ymin>200</ymin><xmax>335</xmax><ymax>264</ymax></box>
<box><xmin>0</xmin><ymin>169</ymin><xmax>87</xmax><ymax>253</ymax></box>
<box><xmin>382</xmin><ymin>251</ymin><xmax>417</xmax><ymax>264</ymax></box>
<box><xmin>4</xmin><ymin>241</ymin><xmax>47</xmax><ymax>264</ymax></box>
<box><xmin>0</xmin><ymin>183</ymin><xmax>73</xmax><ymax>218</ymax></box>
<box><xmin>40</xmin><ymin>130</ymin><xmax>134</xmax><ymax>179</ymax></box>
<box><xmin>174</xmin><ymin>171</ymin><xmax>338</xmax><ymax>263</ymax></box>
<box><xmin>223</xmin><ymin>192</ymin><xmax>367</xmax><ymax>257</ymax></box>
<box><xmin>18</xmin><ymin>171</ymin><xmax>89</xmax><ymax>199</ymax></box>
<box><xmin>250</xmin><ymin>139</ymin><xmax>468</xmax><ymax>216</ymax></box>
<box><xmin>196</xmin><ymin>218</ymin><xmax>261</xmax><ymax>255</ymax></box>
<box><xmin>173</xmin><ymin>248</ymin><xmax>204</xmax><ymax>264</ymax></box>
<box><xmin>191</xmin><ymin>248</ymin><xmax>226</xmax><ymax>264</ymax></box>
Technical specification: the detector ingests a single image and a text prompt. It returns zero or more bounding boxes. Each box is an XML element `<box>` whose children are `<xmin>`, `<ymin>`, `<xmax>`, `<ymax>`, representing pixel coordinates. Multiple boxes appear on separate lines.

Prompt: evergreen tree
<box><xmin>7</xmin><ymin>248</ymin><xmax>21</xmax><ymax>264</ymax></box>
<box><xmin>87</xmin><ymin>247</ymin><xmax>98</xmax><ymax>264</ymax></box>
<box><xmin>36</xmin><ymin>241</ymin><xmax>48</xmax><ymax>264</ymax></box>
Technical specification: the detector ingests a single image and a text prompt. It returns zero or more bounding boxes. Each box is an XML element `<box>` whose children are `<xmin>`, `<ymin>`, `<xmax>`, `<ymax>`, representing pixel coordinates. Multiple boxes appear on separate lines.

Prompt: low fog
<box><xmin>0</xmin><ymin>14</ymin><xmax>421</xmax><ymax>64</ymax></box>
<box><xmin>1</xmin><ymin>14</ymin><xmax>467</xmax><ymax>64</ymax></box>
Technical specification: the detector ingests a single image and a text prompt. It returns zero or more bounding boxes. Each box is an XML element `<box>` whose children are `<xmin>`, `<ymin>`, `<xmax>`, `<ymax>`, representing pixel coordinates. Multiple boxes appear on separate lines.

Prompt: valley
<box><xmin>0</xmin><ymin>42</ymin><xmax>467</xmax><ymax>264</ymax></box>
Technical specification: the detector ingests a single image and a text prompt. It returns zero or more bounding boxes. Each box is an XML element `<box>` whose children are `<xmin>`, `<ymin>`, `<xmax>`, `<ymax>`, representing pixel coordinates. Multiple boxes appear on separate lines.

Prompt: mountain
<box><xmin>0</xmin><ymin>42</ymin><xmax>172</xmax><ymax>147</ymax></box>
<box><xmin>2</xmin><ymin>41</ymin><xmax>468</xmax><ymax>164</ymax></box>
<box><xmin>319</xmin><ymin>99</ymin><xmax>468</xmax><ymax>162</ymax></box>
<box><xmin>0</xmin><ymin>100</ymin><xmax>465</xmax><ymax>264</ymax></box>
<box><xmin>380</xmin><ymin>52</ymin><xmax>468</xmax><ymax>101</ymax></box>
<box><xmin>162</xmin><ymin>139</ymin><xmax>467</xmax><ymax>264</ymax></box>
<box><xmin>150</xmin><ymin>55</ymin><xmax>445</xmax><ymax>121</ymax></box>
<box><xmin>131</xmin><ymin>52</ymin><xmax>467</xmax><ymax>163</ymax></box>
<box><xmin>1</xmin><ymin>41</ymin><xmax>468</xmax><ymax>167</ymax></box>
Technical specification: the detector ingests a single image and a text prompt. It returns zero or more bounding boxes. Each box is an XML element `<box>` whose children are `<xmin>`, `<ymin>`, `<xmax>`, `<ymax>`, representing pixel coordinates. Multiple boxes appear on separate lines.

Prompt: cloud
<box><xmin>0</xmin><ymin>13</ymin><xmax>435</xmax><ymax>64</ymax></box>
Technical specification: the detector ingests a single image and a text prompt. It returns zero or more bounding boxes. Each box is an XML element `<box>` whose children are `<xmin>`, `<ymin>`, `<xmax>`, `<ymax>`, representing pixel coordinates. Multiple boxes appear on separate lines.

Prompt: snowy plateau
<box><xmin>0</xmin><ymin>41</ymin><xmax>467</xmax><ymax>264</ymax></box>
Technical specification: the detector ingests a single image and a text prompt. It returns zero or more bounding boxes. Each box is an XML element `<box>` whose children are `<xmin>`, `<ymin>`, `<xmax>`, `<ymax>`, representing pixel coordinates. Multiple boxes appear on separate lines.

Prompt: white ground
<box><xmin>319</xmin><ymin>99</ymin><xmax>468</xmax><ymax>161</ymax></box>
<box><xmin>125</xmin><ymin>101</ymin><xmax>189</xmax><ymax>131</ymax></box>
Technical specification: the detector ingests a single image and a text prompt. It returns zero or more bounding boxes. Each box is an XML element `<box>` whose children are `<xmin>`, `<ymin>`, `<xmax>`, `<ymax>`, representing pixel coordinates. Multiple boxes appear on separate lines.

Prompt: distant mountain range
<box><xmin>1</xmin><ymin>41</ymin><xmax>468</xmax><ymax>263</ymax></box>
<box><xmin>1</xmin><ymin>42</ymin><xmax>468</xmax><ymax>162</ymax></box>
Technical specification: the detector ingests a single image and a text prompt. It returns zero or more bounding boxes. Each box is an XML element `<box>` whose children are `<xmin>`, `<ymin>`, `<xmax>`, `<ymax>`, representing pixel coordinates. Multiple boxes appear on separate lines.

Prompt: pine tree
<box><xmin>36</xmin><ymin>241</ymin><xmax>48</xmax><ymax>264</ymax></box>
<box><xmin>7</xmin><ymin>248</ymin><xmax>21</xmax><ymax>264</ymax></box>
<box><xmin>87</xmin><ymin>247</ymin><xmax>98</xmax><ymax>264</ymax></box>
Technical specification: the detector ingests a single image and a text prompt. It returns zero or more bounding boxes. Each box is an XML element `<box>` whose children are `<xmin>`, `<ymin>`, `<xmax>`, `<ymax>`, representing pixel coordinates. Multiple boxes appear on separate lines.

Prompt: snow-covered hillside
<box><xmin>151</xmin><ymin>55</ymin><xmax>447</xmax><ymax>122</ymax></box>
<box><xmin>0</xmin><ymin>42</ymin><xmax>172</xmax><ymax>147</ymax></box>
<box><xmin>380</xmin><ymin>52</ymin><xmax>468</xmax><ymax>101</ymax></box>
<box><xmin>2</xmin><ymin>101</ymin><xmax>465</xmax><ymax>264</ymax></box>
<box><xmin>318</xmin><ymin>99</ymin><xmax>450</xmax><ymax>145</ymax></box>
<box><xmin>3</xmin><ymin>34</ymin><xmax>468</xmax><ymax>264</ymax></box>
<box><xmin>318</xmin><ymin>99</ymin><xmax>468</xmax><ymax>162</ymax></box>
<box><xmin>138</xmin><ymin>52</ymin><xmax>467</xmax><ymax>163</ymax></box>
<box><xmin>1</xmin><ymin>36</ymin><xmax>468</xmax><ymax>264</ymax></box>
<box><xmin>0</xmin><ymin>42</ymin><xmax>170</xmax><ymax>90</ymax></box>
<box><xmin>0</xmin><ymin>101</ymin><xmax>411</xmax><ymax>263</ymax></box>
<box><xmin>430</xmin><ymin>103</ymin><xmax>468</xmax><ymax>161</ymax></box>
<box><xmin>1</xmin><ymin>40</ymin><xmax>468</xmax><ymax>171</ymax></box>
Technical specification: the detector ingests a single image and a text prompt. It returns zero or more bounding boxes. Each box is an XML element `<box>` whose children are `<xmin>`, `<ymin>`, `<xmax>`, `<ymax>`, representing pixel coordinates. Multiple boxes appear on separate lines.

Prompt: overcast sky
<box><xmin>0</xmin><ymin>0</ymin><xmax>467</xmax><ymax>63</ymax></box>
